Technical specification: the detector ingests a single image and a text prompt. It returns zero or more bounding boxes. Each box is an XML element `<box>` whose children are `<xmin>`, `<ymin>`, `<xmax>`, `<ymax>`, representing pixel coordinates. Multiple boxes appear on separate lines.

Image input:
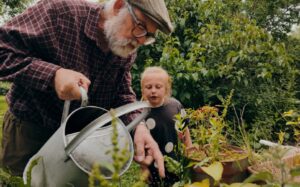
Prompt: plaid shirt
<box><xmin>0</xmin><ymin>0</ymin><xmax>138</xmax><ymax>130</ymax></box>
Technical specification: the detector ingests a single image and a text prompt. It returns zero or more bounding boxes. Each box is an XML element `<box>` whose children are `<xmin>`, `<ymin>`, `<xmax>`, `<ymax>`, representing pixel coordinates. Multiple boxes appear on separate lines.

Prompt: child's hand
<box><xmin>177</xmin><ymin>131</ymin><xmax>185</xmax><ymax>141</ymax></box>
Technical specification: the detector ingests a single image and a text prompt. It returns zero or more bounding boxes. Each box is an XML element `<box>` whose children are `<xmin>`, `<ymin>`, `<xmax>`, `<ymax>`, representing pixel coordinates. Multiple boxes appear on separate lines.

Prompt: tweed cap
<box><xmin>126</xmin><ymin>0</ymin><xmax>174</xmax><ymax>34</ymax></box>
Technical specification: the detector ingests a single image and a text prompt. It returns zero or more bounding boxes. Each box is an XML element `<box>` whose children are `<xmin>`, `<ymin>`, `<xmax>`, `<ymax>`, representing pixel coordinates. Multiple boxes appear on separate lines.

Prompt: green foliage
<box><xmin>0</xmin><ymin>168</ymin><xmax>24</xmax><ymax>187</ymax></box>
<box><xmin>230</xmin><ymin>104</ymin><xmax>256</xmax><ymax>164</ymax></box>
<box><xmin>0</xmin><ymin>81</ymin><xmax>11</xmax><ymax>95</ymax></box>
<box><xmin>0</xmin><ymin>0</ymin><xmax>33</xmax><ymax>24</ymax></box>
<box><xmin>283</xmin><ymin>110</ymin><xmax>300</xmax><ymax>141</ymax></box>
<box><xmin>0</xmin><ymin>96</ymin><xmax>7</xmax><ymax>146</ymax></box>
<box><xmin>121</xmin><ymin>162</ymin><xmax>145</xmax><ymax>187</ymax></box>
<box><xmin>184</xmin><ymin>90</ymin><xmax>238</xmax><ymax>162</ymax></box>
<box><xmin>245</xmin><ymin>146</ymin><xmax>300</xmax><ymax>186</ymax></box>
<box><xmin>0</xmin><ymin>0</ymin><xmax>299</xmax><ymax>185</ymax></box>
<box><xmin>88</xmin><ymin>110</ymin><xmax>147</xmax><ymax>187</ymax></box>
<box><xmin>244</xmin><ymin>0</ymin><xmax>300</xmax><ymax>41</ymax></box>
<box><xmin>285</xmin><ymin>36</ymin><xmax>300</xmax><ymax>99</ymax></box>
<box><xmin>89</xmin><ymin>110</ymin><xmax>131</xmax><ymax>186</ymax></box>
<box><xmin>164</xmin><ymin>155</ymin><xmax>181</xmax><ymax>176</ymax></box>
<box><xmin>0</xmin><ymin>98</ymin><xmax>26</xmax><ymax>186</ymax></box>
<box><xmin>165</xmin><ymin>141</ymin><xmax>192</xmax><ymax>185</ymax></box>
<box><xmin>133</xmin><ymin>0</ymin><xmax>298</xmax><ymax>144</ymax></box>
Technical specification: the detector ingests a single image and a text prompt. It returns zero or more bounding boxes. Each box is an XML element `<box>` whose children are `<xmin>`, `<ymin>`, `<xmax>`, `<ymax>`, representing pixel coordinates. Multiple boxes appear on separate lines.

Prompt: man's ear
<box><xmin>113</xmin><ymin>0</ymin><xmax>125</xmax><ymax>15</ymax></box>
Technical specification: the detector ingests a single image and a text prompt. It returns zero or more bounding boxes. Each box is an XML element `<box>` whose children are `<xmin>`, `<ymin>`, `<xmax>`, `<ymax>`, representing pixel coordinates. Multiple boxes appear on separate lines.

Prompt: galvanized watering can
<box><xmin>23</xmin><ymin>88</ymin><xmax>150</xmax><ymax>187</ymax></box>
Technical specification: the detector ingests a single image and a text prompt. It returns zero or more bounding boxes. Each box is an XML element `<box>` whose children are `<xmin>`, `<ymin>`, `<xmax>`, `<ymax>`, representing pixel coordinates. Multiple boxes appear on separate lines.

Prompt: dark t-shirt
<box><xmin>145</xmin><ymin>97</ymin><xmax>183</xmax><ymax>186</ymax></box>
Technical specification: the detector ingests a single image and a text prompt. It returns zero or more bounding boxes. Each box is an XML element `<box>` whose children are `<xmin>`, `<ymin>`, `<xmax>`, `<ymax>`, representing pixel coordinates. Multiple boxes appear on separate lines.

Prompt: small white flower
<box><xmin>180</xmin><ymin>109</ymin><xmax>187</xmax><ymax>117</ymax></box>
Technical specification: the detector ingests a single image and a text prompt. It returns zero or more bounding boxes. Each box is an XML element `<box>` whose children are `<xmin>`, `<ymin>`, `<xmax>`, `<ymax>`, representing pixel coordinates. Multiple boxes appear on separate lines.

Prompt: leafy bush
<box><xmin>133</xmin><ymin>0</ymin><xmax>298</xmax><ymax>144</ymax></box>
<box><xmin>0</xmin><ymin>82</ymin><xmax>10</xmax><ymax>95</ymax></box>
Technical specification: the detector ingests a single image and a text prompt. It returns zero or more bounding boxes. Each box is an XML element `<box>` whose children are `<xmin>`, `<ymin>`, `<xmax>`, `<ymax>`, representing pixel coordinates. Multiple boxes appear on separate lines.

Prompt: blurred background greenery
<box><xmin>0</xmin><ymin>0</ymin><xmax>299</xmax><ymax>186</ymax></box>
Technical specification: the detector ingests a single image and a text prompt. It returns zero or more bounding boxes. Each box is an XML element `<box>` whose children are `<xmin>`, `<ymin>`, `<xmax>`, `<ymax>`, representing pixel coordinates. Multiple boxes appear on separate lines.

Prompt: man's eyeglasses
<box><xmin>126</xmin><ymin>3</ymin><xmax>156</xmax><ymax>45</ymax></box>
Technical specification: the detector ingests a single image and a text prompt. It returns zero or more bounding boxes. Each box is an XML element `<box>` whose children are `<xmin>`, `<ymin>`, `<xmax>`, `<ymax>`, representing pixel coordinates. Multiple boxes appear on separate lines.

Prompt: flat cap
<box><xmin>126</xmin><ymin>0</ymin><xmax>174</xmax><ymax>34</ymax></box>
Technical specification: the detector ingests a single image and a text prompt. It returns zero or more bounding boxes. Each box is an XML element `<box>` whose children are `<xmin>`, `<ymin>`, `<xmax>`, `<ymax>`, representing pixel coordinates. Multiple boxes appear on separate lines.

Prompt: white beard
<box><xmin>104</xmin><ymin>8</ymin><xmax>139</xmax><ymax>58</ymax></box>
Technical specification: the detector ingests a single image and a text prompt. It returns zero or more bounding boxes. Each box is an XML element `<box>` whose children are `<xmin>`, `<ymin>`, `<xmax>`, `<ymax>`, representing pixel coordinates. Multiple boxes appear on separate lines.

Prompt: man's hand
<box><xmin>133</xmin><ymin>123</ymin><xmax>165</xmax><ymax>178</ymax></box>
<box><xmin>54</xmin><ymin>68</ymin><xmax>91</xmax><ymax>100</ymax></box>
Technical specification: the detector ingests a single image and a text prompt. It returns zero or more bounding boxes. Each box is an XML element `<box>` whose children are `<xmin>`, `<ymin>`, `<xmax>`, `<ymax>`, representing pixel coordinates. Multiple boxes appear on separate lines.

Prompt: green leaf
<box><xmin>290</xmin><ymin>166</ymin><xmax>300</xmax><ymax>177</ymax></box>
<box><xmin>192</xmin><ymin>73</ymin><xmax>198</xmax><ymax>81</ymax></box>
<box><xmin>200</xmin><ymin>162</ymin><xmax>223</xmax><ymax>181</ymax></box>
<box><xmin>194</xmin><ymin>157</ymin><xmax>211</xmax><ymax>168</ymax></box>
<box><xmin>243</xmin><ymin>171</ymin><xmax>274</xmax><ymax>183</ymax></box>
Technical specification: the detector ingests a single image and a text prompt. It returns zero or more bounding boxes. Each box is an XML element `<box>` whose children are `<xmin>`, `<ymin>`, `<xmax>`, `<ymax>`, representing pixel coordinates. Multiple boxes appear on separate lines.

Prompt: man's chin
<box><xmin>111</xmin><ymin>46</ymin><xmax>137</xmax><ymax>58</ymax></box>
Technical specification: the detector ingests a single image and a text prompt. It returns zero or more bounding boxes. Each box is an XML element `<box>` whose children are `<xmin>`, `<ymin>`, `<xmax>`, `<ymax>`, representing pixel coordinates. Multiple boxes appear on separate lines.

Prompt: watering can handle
<box><xmin>61</xmin><ymin>87</ymin><xmax>88</xmax><ymax>124</ymax></box>
<box><xmin>64</xmin><ymin>101</ymin><xmax>151</xmax><ymax>156</ymax></box>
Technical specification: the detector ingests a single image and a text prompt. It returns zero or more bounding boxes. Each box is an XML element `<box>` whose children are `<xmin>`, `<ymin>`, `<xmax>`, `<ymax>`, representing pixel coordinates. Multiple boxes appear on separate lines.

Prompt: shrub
<box><xmin>133</xmin><ymin>0</ymin><xmax>298</xmax><ymax>144</ymax></box>
<box><xmin>0</xmin><ymin>82</ymin><xmax>10</xmax><ymax>95</ymax></box>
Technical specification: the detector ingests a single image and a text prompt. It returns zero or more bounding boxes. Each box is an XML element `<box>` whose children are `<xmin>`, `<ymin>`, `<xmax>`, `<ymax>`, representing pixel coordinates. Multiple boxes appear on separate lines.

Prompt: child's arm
<box><xmin>183</xmin><ymin>128</ymin><xmax>193</xmax><ymax>147</ymax></box>
<box><xmin>178</xmin><ymin>127</ymin><xmax>192</xmax><ymax>147</ymax></box>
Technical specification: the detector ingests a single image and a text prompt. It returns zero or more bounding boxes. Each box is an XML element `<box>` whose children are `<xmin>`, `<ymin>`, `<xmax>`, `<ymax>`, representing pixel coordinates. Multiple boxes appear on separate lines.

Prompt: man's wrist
<box><xmin>135</xmin><ymin>121</ymin><xmax>149</xmax><ymax>132</ymax></box>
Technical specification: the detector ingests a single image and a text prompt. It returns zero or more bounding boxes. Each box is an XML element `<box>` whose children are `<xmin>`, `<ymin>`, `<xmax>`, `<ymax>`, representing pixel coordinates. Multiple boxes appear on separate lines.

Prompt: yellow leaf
<box><xmin>227</xmin><ymin>183</ymin><xmax>260</xmax><ymax>187</ymax></box>
<box><xmin>184</xmin><ymin>179</ymin><xmax>210</xmax><ymax>187</ymax></box>
<box><xmin>200</xmin><ymin>162</ymin><xmax>223</xmax><ymax>181</ymax></box>
<box><xmin>287</xmin><ymin>121</ymin><xmax>299</xmax><ymax>125</ymax></box>
<box><xmin>283</xmin><ymin>110</ymin><xmax>294</xmax><ymax>117</ymax></box>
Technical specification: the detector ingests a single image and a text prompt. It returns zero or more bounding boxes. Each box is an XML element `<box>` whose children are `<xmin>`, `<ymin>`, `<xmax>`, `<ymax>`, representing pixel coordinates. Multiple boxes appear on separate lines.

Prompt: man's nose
<box><xmin>136</xmin><ymin>37</ymin><xmax>146</xmax><ymax>45</ymax></box>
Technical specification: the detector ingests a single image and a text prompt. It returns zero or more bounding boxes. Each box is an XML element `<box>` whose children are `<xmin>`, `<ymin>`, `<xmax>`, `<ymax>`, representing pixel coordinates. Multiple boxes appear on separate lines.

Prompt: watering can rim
<box><xmin>60</xmin><ymin>101</ymin><xmax>150</xmax><ymax>177</ymax></box>
<box><xmin>62</xmin><ymin>101</ymin><xmax>151</xmax><ymax>155</ymax></box>
<box><xmin>62</xmin><ymin>106</ymin><xmax>134</xmax><ymax>176</ymax></box>
<box><xmin>60</xmin><ymin>88</ymin><xmax>151</xmax><ymax>177</ymax></box>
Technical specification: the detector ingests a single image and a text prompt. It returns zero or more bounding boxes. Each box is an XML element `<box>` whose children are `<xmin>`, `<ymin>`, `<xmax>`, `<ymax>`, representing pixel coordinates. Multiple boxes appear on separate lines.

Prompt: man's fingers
<box><xmin>133</xmin><ymin>124</ymin><xmax>149</xmax><ymax>162</ymax></box>
<box><xmin>144</xmin><ymin>142</ymin><xmax>165</xmax><ymax>178</ymax></box>
<box><xmin>138</xmin><ymin>148</ymin><xmax>154</xmax><ymax>166</ymax></box>
<box><xmin>78</xmin><ymin>75</ymin><xmax>91</xmax><ymax>92</ymax></box>
<box><xmin>143</xmin><ymin>155</ymin><xmax>154</xmax><ymax>166</ymax></box>
<box><xmin>134</xmin><ymin>142</ymin><xmax>145</xmax><ymax>162</ymax></box>
<box><xmin>54</xmin><ymin>68</ymin><xmax>90</xmax><ymax>100</ymax></box>
<box><xmin>152</xmin><ymin>144</ymin><xmax>165</xmax><ymax>178</ymax></box>
<box><xmin>133</xmin><ymin>124</ymin><xmax>165</xmax><ymax>177</ymax></box>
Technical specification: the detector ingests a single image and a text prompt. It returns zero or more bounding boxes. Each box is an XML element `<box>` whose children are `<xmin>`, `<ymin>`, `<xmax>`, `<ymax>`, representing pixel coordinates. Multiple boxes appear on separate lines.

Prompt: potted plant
<box><xmin>246</xmin><ymin>145</ymin><xmax>300</xmax><ymax>186</ymax></box>
<box><xmin>181</xmin><ymin>90</ymin><xmax>249</xmax><ymax>185</ymax></box>
<box><xmin>162</xmin><ymin>90</ymin><xmax>250</xmax><ymax>186</ymax></box>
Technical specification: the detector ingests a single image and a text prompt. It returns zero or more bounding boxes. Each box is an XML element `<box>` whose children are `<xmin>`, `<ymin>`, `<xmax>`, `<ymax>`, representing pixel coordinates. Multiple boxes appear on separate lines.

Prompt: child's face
<box><xmin>142</xmin><ymin>72</ymin><xmax>168</xmax><ymax>107</ymax></box>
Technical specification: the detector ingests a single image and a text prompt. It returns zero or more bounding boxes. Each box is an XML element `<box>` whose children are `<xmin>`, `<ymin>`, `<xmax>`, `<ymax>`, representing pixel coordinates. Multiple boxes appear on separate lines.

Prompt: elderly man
<box><xmin>0</xmin><ymin>0</ymin><xmax>173</xmax><ymax>177</ymax></box>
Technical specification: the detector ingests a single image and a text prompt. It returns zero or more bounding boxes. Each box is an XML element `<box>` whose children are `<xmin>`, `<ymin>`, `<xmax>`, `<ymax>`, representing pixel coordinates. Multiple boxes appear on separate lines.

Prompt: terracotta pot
<box><xmin>187</xmin><ymin>145</ymin><xmax>250</xmax><ymax>185</ymax></box>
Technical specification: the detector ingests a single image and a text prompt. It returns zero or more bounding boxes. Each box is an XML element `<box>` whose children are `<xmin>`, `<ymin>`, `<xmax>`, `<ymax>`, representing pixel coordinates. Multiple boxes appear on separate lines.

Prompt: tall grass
<box><xmin>0</xmin><ymin>96</ymin><xmax>7</xmax><ymax>142</ymax></box>
<box><xmin>0</xmin><ymin>96</ymin><xmax>23</xmax><ymax>186</ymax></box>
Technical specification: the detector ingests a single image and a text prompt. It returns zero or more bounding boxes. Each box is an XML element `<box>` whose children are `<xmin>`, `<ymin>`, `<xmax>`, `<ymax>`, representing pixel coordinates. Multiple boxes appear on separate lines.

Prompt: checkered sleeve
<box><xmin>0</xmin><ymin>0</ymin><xmax>61</xmax><ymax>91</ymax></box>
<box><xmin>117</xmin><ymin>68</ymin><xmax>140</xmax><ymax>123</ymax></box>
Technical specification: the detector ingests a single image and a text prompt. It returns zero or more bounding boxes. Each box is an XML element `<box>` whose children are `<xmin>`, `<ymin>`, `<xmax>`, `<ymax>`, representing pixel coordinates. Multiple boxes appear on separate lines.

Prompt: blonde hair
<box><xmin>140</xmin><ymin>66</ymin><xmax>172</xmax><ymax>98</ymax></box>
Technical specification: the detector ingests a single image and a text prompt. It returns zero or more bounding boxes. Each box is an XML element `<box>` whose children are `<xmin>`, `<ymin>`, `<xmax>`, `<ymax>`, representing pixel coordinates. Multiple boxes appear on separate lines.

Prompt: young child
<box><xmin>140</xmin><ymin>66</ymin><xmax>192</xmax><ymax>186</ymax></box>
